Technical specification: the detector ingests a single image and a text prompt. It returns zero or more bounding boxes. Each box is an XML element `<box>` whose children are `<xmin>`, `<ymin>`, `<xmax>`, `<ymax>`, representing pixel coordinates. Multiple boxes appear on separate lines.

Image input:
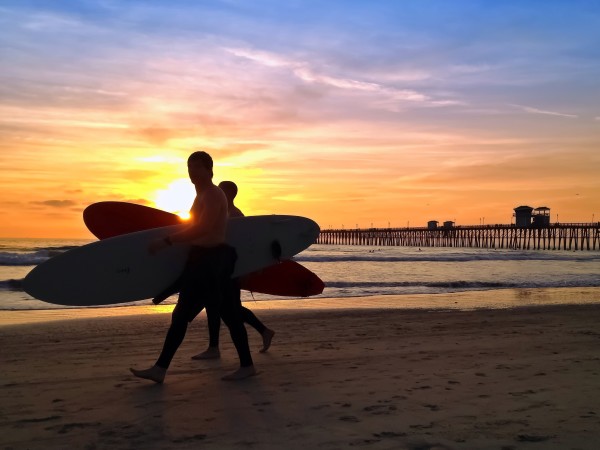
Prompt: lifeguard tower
<box><xmin>532</xmin><ymin>206</ymin><xmax>551</xmax><ymax>227</ymax></box>
<box><xmin>513</xmin><ymin>206</ymin><xmax>533</xmax><ymax>227</ymax></box>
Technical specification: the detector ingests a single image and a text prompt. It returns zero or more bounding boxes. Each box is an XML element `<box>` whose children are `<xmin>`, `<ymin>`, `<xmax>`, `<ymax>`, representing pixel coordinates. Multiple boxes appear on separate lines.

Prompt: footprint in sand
<box><xmin>172</xmin><ymin>434</ymin><xmax>207</xmax><ymax>443</ymax></box>
<box><xmin>339</xmin><ymin>415</ymin><xmax>360</xmax><ymax>423</ymax></box>
<box><xmin>516</xmin><ymin>434</ymin><xmax>554</xmax><ymax>442</ymax></box>
<box><xmin>409</xmin><ymin>422</ymin><xmax>435</xmax><ymax>430</ymax></box>
<box><xmin>46</xmin><ymin>422</ymin><xmax>101</xmax><ymax>434</ymax></box>
<box><xmin>18</xmin><ymin>415</ymin><xmax>61</xmax><ymax>424</ymax></box>
<box><xmin>373</xmin><ymin>431</ymin><xmax>407</xmax><ymax>438</ymax></box>
<box><xmin>363</xmin><ymin>404</ymin><xmax>397</xmax><ymax>415</ymax></box>
<box><xmin>423</xmin><ymin>404</ymin><xmax>440</xmax><ymax>411</ymax></box>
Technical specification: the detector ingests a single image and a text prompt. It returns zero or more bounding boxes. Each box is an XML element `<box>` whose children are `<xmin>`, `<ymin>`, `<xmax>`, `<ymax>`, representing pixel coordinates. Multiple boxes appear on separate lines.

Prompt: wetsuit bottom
<box><xmin>156</xmin><ymin>245</ymin><xmax>253</xmax><ymax>369</ymax></box>
<box><xmin>207</xmin><ymin>278</ymin><xmax>267</xmax><ymax>348</ymax></box>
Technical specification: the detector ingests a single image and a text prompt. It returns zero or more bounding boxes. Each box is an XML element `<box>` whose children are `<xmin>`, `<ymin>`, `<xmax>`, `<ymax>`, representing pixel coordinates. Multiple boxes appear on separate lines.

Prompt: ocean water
<box><xmin>1</xmin><ymin>238</ymin><xmax>599</xmax><ymax>310</ymax></box>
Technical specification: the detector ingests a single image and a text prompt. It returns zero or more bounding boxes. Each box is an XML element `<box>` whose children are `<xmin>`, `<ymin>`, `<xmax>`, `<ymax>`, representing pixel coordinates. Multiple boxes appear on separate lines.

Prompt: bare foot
<box><xmin>191</xmin><ymin>347</ymin><xmax>221</xmax><ymax>360</ymax></box>
<box><xmin>130</xmin><ymin>365</ymin><xmax>166</xmax><ymax>384</ymax></box>
<box><xmin>222</xmin><ymin>365</ymin><xmax>257</xmax><ymax>381</ymax></box>
<box><xmin>260</xmin><ymin>328</ymin><xmax>275</xmax><ymax>353</ymax></box>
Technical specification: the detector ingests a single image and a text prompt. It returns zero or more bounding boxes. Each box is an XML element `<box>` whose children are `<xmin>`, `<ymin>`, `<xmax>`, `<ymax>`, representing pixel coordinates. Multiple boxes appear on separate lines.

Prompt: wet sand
<box><xmin>1</xmin><ymin>288</ymin><xmax>600</xmax><ymax>449</ymax></box>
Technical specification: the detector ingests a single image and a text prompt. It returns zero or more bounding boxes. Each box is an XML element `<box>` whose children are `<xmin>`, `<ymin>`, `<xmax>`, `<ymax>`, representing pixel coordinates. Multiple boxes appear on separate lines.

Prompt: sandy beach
<box><xmin>2</xmin><ymin>288</ymin><xmax>600</xmax><ymax>449</ymax></box>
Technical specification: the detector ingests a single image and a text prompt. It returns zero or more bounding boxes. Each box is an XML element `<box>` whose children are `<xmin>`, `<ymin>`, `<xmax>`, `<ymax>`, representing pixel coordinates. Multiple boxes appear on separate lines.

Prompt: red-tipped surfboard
<box><xmin>83</xmin><ymin>201</ymin><xmax>185</xmax><ymax>239</ymax></box>
<box><xmin>83</xmin><ymin>201</ymin><xmax>324</xmax><ymax>298</ymax></box>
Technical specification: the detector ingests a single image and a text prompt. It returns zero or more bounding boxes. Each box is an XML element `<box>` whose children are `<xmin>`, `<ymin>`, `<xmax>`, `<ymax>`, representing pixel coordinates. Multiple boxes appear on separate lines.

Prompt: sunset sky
<box><xmin>1</xmin><ymin>0</ymin><xmax>599</xmax><ymax>238</ymax></box>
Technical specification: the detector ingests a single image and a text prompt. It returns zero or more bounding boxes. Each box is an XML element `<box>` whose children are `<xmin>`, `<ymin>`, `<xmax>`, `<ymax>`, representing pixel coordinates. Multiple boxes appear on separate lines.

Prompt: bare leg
<box><xmin>260</xmin><ymin>328</ymin><xmax>275</xmax><ymax>353</ymax></box>
<box><xmin>191</xmin><ymin>305</ymin><xmax>221</xmax><ymax>360</ymax></box>
<box><xmin>240</xmin><ymin>299</ymin><xmax>275</xmax><ymax>353</ymax></box>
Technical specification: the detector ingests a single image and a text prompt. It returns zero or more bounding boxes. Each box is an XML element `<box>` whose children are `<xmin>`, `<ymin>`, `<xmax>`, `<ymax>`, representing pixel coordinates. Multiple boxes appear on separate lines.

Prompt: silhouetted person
<box><xmin>192</xmin><ymin>181</ymin><xmax>274</xmax><ymax>360</ymax></box>
<box><xmin>130</xmin><ymin>151</ymin><xmax>255</xmax><ymax>382</ymax></box>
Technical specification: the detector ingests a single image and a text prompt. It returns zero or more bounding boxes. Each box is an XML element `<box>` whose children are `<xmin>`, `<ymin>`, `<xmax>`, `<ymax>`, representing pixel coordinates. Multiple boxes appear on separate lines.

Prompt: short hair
<box><xmin>187</xmin><ymin>151</ymin><xmax>213</xmax><ymax>170</ymax></box>
<box><xmin>219</xmin><ymin>181</ymin><xmax>238</xmax><ymax>199</ymax></box>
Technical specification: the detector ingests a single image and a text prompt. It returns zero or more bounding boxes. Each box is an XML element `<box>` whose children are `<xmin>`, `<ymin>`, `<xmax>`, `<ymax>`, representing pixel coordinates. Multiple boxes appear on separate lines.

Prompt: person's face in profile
<box><xmin>188</xmin><ymin>161</ymin><xmax>210</xmax><ymax>186</ymax></box>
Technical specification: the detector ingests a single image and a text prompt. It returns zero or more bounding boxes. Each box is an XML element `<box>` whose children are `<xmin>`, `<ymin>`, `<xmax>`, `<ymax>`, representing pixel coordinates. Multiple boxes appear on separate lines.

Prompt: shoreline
<box><xmin>1</xmin><ymin>295</ymin><xmax>600</xmax><ymax>449</ymax></box>
<box><xmin>1</xmin><ymin>286</ymin><xmax>599</xmax><ymax>327</ymax></box>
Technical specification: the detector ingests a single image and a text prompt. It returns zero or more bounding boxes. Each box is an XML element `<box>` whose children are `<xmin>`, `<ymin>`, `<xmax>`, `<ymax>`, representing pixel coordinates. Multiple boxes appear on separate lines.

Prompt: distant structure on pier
<box><xmin>514</xmin><ymin>205</ymin><xmax>533</xmax><ymax>227</ymax></box>
<box><xmin>514</xmin><ymin>205</ymin><xmax>551</xmax><ymax>227</ymax></box>
<box><xmin>427</xmin><ymin>220</ymin><xmax>455</xmax><ymax>229</ymax></box>
<box><xmin>533</xmin><ymin>207</ymin><xmax>551</xmax><ymax>227</ymax></box>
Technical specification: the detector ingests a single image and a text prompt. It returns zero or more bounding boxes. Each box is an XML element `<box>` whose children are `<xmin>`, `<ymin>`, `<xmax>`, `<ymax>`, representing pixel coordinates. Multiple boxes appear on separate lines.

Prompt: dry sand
<box><xmin>1</xmin><ymin>288</ymin><xmax>600</xmax><ymax>449</ymax></box>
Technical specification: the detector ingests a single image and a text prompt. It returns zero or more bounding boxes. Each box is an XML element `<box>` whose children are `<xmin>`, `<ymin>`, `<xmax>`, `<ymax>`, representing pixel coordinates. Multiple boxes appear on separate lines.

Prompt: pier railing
<box><xmin>317</xmin><ymin>223</ymin><xmax>600</xmax><ymax>251</ymax></box>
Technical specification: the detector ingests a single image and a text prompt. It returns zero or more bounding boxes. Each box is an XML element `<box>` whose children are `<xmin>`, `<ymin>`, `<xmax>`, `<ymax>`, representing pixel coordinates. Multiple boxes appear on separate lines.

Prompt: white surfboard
<box><xmin>23</xmin><ymin>215</ymin><xmax>320</xmax><ymax>306</ymax></box>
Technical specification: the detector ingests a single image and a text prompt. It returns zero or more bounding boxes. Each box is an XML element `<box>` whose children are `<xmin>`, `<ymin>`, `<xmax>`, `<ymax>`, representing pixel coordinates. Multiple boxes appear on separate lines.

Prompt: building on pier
<box><xmin>532</xmin><ymin>207</ymin><xmax>551</xmax><ymax>227</ymax></box>
<box><xmin>514</xmin><ymin>205</ymin><xmax>534</xmax><ymax>227</ymax></box>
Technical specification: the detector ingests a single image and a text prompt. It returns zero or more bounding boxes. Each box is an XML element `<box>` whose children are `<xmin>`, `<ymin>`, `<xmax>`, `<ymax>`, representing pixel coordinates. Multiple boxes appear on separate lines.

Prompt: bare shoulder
<box><xmin>204</xmin><ymin>184</ymin><xmax>227</xmax><ymax>203</ymax></box>
<box><xmin>230</xmin><ymin>206</ymin><xmax>244</xmax><ymax>218</ymax></box>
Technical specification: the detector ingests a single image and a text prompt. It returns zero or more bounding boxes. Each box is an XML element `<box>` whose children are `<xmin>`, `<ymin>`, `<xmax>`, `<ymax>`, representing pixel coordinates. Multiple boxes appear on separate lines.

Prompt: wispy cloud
<box><xmin>510</xmin><ymin>104</ymin><xmax>578</xmax><ymax>119</ymax></box>
<box><xmin>2</xmin><ymin>116</ymin><xmax>130</xmax><ymax>129</ymax></box>
<box><xmin>450</xmin><ymin>64</ymin><xmax>494</xmax><ymax>75</ymax></box>
<box><xmin>225</xmin><ymin>47</ymin><xmax>459</xmax><ymax>109</ymax></box>
<box><xmin>22</xmin><ymin>11</ymin><xmax>88</xmax><ymax>32</ymax></box>
<box><xmin>30</xmin><ymin>200</ymin><xmax>77</xmax><ymax>208</ymax></box>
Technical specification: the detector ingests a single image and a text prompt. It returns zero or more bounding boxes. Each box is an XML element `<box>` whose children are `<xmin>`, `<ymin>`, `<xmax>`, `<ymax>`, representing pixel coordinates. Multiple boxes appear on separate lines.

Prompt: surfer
<box><xmin>130</xmin><ymin>151</ymin><xmax>255</xmax><ymax>382</ymax></box>
<box><xmin>192</xmin><ymin>181</ymin><xmax>275</xmax><ymax>360</ymax></box>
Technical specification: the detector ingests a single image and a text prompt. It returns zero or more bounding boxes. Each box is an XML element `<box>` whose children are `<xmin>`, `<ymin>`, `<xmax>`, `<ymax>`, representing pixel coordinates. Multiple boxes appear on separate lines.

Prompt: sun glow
<box><xmin>153</xmin><ymin>178</ymin><xmax>196</xmax><ymax>219</ymax></box>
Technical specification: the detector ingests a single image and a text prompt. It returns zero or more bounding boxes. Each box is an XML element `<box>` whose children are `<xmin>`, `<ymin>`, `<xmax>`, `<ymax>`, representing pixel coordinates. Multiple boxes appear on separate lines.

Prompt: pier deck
<box><xmin>317</xmin><ymin>224</ymin><xmax>600</xmax><ymax>251</ymax></box>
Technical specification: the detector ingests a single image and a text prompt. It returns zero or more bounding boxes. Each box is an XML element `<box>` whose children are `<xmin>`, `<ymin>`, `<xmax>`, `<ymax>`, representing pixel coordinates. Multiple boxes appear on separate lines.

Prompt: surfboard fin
<box><xmin>271</xmin><ymin>240</ymin><xmax>282</xmax><ymax>260</ymax></box>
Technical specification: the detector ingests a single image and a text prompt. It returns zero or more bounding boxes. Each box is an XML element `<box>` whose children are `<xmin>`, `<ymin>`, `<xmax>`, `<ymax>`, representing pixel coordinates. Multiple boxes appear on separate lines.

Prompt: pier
<box><xmin>317</xmin><ymin>223</ymin><xmax>600</xmax><ymax>251</ymax></box>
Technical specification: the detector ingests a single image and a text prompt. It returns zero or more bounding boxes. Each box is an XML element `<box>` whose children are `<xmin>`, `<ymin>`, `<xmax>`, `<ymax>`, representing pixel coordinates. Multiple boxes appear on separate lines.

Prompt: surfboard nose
<box><xmin>267</xmin><ymin>216</ymin><xmax>320</xmax><ymax>261</ymax></box>
<box><xmin>299</xmin><ymin>218</ymin><xmax>320</xmax><ymax>243</ymax></box>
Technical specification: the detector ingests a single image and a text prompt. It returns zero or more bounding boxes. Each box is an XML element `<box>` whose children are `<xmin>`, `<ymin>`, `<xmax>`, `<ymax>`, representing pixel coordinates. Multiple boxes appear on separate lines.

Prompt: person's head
<box><xmin>218</xmin><ymin>181</ymin><xmax>238</xmax><ymax>202</ymax></box>
<box><xmin>187</xmin><ymin>151</ymin><xmax>213</xmax><ymax>186</ymax></box>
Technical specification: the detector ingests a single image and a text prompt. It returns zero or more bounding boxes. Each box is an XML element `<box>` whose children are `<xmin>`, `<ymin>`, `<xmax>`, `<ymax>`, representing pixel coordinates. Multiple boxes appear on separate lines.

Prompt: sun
<box><xmin>153</xmin><ymin>178</ymin><xmax>195</xmax><ymax>219</ymax></box>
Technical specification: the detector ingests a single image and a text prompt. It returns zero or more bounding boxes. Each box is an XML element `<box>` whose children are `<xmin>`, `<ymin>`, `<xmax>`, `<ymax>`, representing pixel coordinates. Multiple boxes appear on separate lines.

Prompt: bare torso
<box><xmin>188</xmin><ymin>184</ymin><xmax>229</xmax><ymax>247</ymax></box>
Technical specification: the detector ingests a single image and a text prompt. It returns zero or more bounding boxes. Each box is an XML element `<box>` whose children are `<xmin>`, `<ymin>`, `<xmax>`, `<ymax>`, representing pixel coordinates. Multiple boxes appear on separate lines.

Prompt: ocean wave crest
<box><xmin>0</xmin><ymin>278</ymin><xmax>24</xmax><ymax>291</ymax></box>
<box><xmin>296</xmin><ymin>252</ymin><xmax>599</xmax><ymax>263</ymax></box>
<box><xmin>0</xmin><ymin>246</ymin><xmax>77</xmax><ymax>266</ymax></box>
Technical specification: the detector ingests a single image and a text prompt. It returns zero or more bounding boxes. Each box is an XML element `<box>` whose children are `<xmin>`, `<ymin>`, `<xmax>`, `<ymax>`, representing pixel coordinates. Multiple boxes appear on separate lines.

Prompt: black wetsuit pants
<box><xmin>207</xmin><ymin>277</ymin><xmax>266</xmax><ymax>348</ymax></box>
<box><xmin>155</xmin><ymin>245</ymin><xmax>253</xmax><ymax>369</ymax></box>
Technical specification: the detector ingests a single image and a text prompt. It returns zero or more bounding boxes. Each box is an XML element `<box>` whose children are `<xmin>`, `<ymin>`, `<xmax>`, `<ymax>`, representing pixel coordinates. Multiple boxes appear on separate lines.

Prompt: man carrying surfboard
<box><xmin>192</xmin><ymin>181</ymin><xmax>275</xmax><ymax>360</ymax></box>
<box><xmin>130</xmin><ymin>151</ymin><xmax>256</xmax><ymax>382</ymax></box>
